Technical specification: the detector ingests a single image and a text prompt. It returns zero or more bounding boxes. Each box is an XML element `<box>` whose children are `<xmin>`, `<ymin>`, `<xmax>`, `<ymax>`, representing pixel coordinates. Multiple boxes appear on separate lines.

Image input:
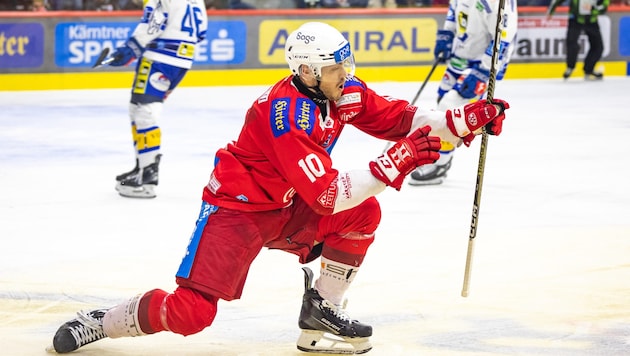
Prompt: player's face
<box><xmin>319</xmin><ymin>63</ymin><xmax>347</xmax><ymax>101</ymax></box>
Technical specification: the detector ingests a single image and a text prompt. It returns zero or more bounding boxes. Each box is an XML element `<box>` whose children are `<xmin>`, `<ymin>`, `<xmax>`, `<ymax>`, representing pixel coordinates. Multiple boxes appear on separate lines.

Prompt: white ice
<box><xmin>1</xmin><ymin>77</ymin><xmax>629</xmax><ymax>356</ymax></box>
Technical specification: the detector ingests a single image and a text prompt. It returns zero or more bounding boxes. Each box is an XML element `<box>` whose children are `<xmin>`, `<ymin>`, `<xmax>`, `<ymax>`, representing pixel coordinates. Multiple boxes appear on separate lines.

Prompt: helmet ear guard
<box><xmin>285</xmin><ymin>22</ymin><xmax>355</xmax><ymax>80</ymax></box>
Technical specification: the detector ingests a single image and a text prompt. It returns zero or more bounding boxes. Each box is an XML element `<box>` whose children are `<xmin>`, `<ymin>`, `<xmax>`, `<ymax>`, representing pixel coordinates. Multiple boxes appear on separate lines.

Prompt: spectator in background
<box><xmin>517</xmin><ymin>0</ymin><xmax>550</xmax><ymax>5</ymax></box>
<box><xmin>228</xmin><ymin>0</ymin><xmax>256</xmax><ymax>8</ymax></box>
<box><xmin>547</xmin><ymin>0</ymin><xmax>609</xmax><ymax>80</ymax></box>
<box><xmin>31</xmin><ymin>0</ymin><xmax>49</xmax><ymax>10</ymax></box>
<box><xmin>294</xmin><ymin>0</ymin><xmax>368</xmax><ymax>7</ymax></box>
<box><xmin>50</xmin><ymin>0</ymin><xmax>83</xmax><ymax>10</ymax></box>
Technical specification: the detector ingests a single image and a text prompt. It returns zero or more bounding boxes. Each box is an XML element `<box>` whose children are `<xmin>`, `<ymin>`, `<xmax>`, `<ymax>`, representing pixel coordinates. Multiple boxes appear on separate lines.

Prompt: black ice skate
<box><xmin>563</xmin><ymin>67</ymin><xmax>574</xmax><ymax>80</ymax></box>
<box><xmin>408</xmin><ymin>155</ymin><xmax>453</xmax><ymax>186</ymax></box>
<box><xmin>297</xmin><ymin>267</ymin><xmax>372</xmax><ymax>355</ymax></box>
<box><xmin>584</xmin><ymin>70</ymin><xmax>603</xmax><ymax>81</ymax></box>
<box><xmin>49</xmin><ymin>309</ymin><xmax>108</xmax><ymax>354</ymax></box>
<box><xmin>115</xmin><ymin>159</ymin><xmax>139</xmax><ymax>182</ymax></box>
<box><xmin>115</xmin><ymin>154</ymin><xmax>161</xmax><ymax>198</ymax></box>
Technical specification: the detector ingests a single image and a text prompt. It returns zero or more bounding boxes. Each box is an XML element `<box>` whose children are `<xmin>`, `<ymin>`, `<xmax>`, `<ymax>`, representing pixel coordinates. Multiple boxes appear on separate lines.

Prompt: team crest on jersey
<box><xmin>270</xmin><ymin>98</ymin><xmax>290</xmax><ymax>137</ymax></box>
<box><xmin>320</xmin><ymin>117</ymin><xmax>334</xmax><ymax>129</ymax></box>
<box><xmin>295</xmin><ymin>98</ymin><xmax>315</xmax><ymax>135</ymax></box>
<box><xmin>149</xmin><ymin>72</ymin><xmax>171</xmax><ymax>92</ymax></box>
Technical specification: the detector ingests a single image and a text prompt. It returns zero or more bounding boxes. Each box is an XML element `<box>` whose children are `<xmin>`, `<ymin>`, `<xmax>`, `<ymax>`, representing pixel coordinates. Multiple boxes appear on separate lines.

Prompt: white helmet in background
<box><xmin>285</xmin><ymin>22</ymin><xmax>355</xmax><ymax>80</ymax></box>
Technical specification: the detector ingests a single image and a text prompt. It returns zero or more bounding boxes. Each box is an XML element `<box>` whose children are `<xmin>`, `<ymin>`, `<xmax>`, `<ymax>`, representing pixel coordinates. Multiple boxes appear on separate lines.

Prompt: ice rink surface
<box><xmin>1</xmin><ymin>76</ymin><xmax>629</xmax><ymax>356</ymax></box>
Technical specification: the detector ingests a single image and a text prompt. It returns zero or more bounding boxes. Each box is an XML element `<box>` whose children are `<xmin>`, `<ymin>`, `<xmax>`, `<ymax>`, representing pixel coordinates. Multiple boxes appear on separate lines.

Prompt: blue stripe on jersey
<box><xmin>343</xmin><ymin>75</ymin><xmax>365</xmax><ymax>89</ymax></box>
<box><xmin>141</xmin><ymin>6</ymin><xmax>154</xmax><ymax>24</ymax></box>
<box><xmin>479</xmin><ymin>0</ymin><xmax>492</xmax><ymax>13</ymax></box>
<box><xmin>270</xmin><ymin>98</ymin><xmax>291</xmax><ymax>137</ymax></box>
<box><xmin>294</xmin><ymin>98</ymin><xmax>315</xmax><ymax>135</ymax></box>
<box><xmin>176</xmin><ymin>202</ymin><xmax>218</xmax><ymax>279</ymax></box>
<box><xmin>325</xmin><ymin>135</ymin><xmax>340</xmax><ymax>155</ymax></box>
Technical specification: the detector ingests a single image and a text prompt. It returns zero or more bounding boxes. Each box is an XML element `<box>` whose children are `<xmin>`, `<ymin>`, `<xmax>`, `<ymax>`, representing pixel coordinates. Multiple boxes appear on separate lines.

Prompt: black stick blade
<box><xmin>92</xmin><ymin>48</ymin><xmax>110</xmax><ymax>69</ymax></box>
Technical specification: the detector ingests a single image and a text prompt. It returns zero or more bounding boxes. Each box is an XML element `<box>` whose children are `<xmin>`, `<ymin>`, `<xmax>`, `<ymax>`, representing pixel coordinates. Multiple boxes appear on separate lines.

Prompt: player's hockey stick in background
<box><xmin>409</xmin><ymin>56</ymin><xmax>441</xmax><ymax>106</ymax></box>
<box><xmin>461</xmin><ymin>0</ymin><xmax>506</xmax><ymax>298</ymax></box>
<box><xmin>381</xmin><ymin>56</ymin><xmax>442</xmax><ymax>154</ymax></box>
<box><xmin>92</xmin><ymin>48</ymin><xmax>115</xmax><ymax>69</ymax></box>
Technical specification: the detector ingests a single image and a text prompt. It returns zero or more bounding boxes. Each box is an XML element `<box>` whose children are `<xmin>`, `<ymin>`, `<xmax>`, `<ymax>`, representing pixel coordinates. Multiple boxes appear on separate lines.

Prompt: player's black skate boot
<box><xmin>584</xmin><ymin>70</ymin><xmax>603</xmax><ymax>81</ymax></box>
<box><xmin>297</xmin><ymin>267</ymin><xmax>372</xmax><ymax>354</ymax></box>
<box><xmin>50</xmin><ymin>309</ymin><xmax>108</xmax><ymax>353</ymax></box>
<box><xmin>408</xmin><ymin>155</ymin><xmax>453</xmax><ymax>186</ymax></box>
<box><xmin>115</xmin><ymin>159</ymin><xmax>139</xmax><ymax>182</ymax></box>
<box><xmin>563</xmin><ymin>67</ymin><xmax>574</xmax><ymax>80</ymax></box>
<box><xmin>115</xmin><ymin>154</ymin><xmax>161</xmax><ymax>198</ymax></box>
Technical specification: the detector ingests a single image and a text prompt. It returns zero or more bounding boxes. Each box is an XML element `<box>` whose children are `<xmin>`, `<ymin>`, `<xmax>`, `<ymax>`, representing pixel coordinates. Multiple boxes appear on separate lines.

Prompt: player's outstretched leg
<box><xmin>116</xmin><ymin>154</ymin><xmax>161</xmax><ymax>198</ymax></box>
<box><xmin>49</xmin><ymin>309</ymin><xmax>109</xmax><ymax>353</ymax></box>
<box><xmin>297</xmin><ymin>267</ymin><xmax>372</xmax><ymax>355</ymax></box>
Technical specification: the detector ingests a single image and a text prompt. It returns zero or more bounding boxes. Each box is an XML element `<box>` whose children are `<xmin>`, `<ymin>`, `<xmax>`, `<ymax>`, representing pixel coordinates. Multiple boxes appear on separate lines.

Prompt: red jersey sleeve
<box><xmin>335</xmin><ymin>76</ymin><xmax>416</xmax><ymax>142</ymax></box>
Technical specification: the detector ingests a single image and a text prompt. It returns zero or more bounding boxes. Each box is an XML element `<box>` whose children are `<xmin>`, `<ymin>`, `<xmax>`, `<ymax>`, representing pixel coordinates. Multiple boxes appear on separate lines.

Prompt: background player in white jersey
<box><xmin>112</xmin><ymin>0</ymin><xmax>208</xmax><ymax>198</ymax></box>
<box><xmin>409</xmin><ymin>0</ymin><xmax>517</xmax><ymax>186</ymax></box>
<box><xmin>49</xmin><ymin>22</ymin><xmax>509</xmax><ymax>355</ymax></box>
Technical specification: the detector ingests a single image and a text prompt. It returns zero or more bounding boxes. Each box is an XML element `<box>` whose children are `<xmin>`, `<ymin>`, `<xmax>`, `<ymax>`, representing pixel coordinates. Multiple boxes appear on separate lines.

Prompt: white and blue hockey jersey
<box><xmin>443</xmin><ymin>0</ymin><xmax>518</xmax><ymax>72</ymax></box>
<box><xmin>131</xmin><ymin>0</ymin><xmax>208</xmax><ymax>69</ymax></box>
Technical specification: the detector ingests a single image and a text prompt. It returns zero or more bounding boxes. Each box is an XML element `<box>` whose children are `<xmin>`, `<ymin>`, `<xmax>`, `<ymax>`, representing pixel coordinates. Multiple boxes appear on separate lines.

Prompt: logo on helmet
<box><xmin>335</xmin><ymin>43</ymin><xmax>351</xmax><ymax>62</ymax></box>
<box><xmin>295</xmin><ymin>32</ymin><xmax>316</xmax><ymax>44</ymax></box>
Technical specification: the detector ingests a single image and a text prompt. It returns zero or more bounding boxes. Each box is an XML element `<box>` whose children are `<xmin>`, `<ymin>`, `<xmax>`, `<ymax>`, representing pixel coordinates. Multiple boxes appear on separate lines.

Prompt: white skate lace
<box><xmin>70</xmin><ymin>310</ymin><xmax>105</xmax><ymax>345</ymax></box>
<box><xmin>321</xmin><ymin>300</ymin><xmax>351</xmax><ymax>322</ymax></box>
<box><xmin>76</xmin><ymin>310</ymin><xmax>103</xmax><ymax>329</ymax></box>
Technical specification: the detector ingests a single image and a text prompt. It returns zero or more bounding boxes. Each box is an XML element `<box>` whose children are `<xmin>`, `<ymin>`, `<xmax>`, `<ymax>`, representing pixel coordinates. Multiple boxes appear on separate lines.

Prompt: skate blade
<box><xmin>115</xmin><ymin>183</ymin><xmax>156</xmax><ymax>199</ymax></box>
<box><xmin>45</xmin><ymin>344</ymin><xmax>56</xmax><ymax>353</ymax></box>
<box><xmin>407</xmin><ymin>177</ymin><xmax>445</xmax><ymax>186</ymax></box>
<box><xmin>297</xmin><ymin>330</ymin><xmax>372</xmax><ymax>355</ymax></box>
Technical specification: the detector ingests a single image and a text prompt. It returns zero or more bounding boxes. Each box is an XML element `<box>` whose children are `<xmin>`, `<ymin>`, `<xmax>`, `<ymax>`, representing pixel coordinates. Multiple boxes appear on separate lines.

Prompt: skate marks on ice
<box><xmin>2</xmin><ymin>285</ymin><xmax>629</xmax><ymax>356</ymax></box>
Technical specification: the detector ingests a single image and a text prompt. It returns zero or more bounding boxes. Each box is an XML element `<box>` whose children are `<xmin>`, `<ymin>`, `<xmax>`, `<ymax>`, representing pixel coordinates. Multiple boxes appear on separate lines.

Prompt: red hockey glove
<box><xmin>446</xmin><ymin>99</ymin><xmax>509</xmax><ymax>146</ymax></box>
<box><xmin>369</xmin><ymin>126</ymin><xmax>441</xmax><ymax>190</ymax></box>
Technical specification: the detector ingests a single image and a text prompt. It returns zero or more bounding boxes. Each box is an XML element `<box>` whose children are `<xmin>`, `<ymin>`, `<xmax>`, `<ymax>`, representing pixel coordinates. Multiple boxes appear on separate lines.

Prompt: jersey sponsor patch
<box><xmin>338</xmin><ymin>110</ymin><xmax>360</xmax><ymax>122</ymax></box>
<box><xmin>270</xmin><ymin>98</ymin><xmax>291</xmax><ymax>137</ymax></box>
<box><xmin>339</xmin><ymin>172</ymin><xmax>352</xmax><ymax>200</ymax></box>
<box><xmin>207</xmin><ymin>172</ymin><xmax>221</xmax><ymax>194</ymax></box>
<box><xmin>317</xmin><ymin>177</ymin><xmax>338</xmax><ymax>210</ymax></box>
<box><xmin>294</xmin><ymin>98</ymin><xmax>315</xmax><ymax>135</ymax></box>
<box><xmin>336</xmin><ymin>92</ymin><xmax>361</xmax><ymax>107</ymax></box>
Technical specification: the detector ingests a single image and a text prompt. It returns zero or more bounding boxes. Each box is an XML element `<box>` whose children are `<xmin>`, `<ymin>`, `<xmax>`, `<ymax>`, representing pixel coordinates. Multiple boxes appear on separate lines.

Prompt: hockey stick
<box><xmin>381</xmin><ymin>57</ymin><xmax>442</xmax><ymax>154</ymax></box>
<box><xmin>409</xmin><ymin>56</ymin><xmax>441</xmax><ymax>106</ymax></box>
<box><xmin>92</xmin><ymin>48</ymin><xmax>114</xmax><ymax>69</ymax></box>
<box><xmin>461</xmin><ymin>0</ymin><xmax>506</xmax><ymax>298</ymax></box>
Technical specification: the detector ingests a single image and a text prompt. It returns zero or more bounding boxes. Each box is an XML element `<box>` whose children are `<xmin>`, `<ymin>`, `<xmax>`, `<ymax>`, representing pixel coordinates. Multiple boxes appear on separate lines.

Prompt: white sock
<box><xmin>102</xmin><ymin>293</ymin><xmax>146</xmax><ymax>338</ymax></box>
<box><xmin>314</xmin><ymin>257</ymin><xmax>359</xmax><ymax>305</ymax></box>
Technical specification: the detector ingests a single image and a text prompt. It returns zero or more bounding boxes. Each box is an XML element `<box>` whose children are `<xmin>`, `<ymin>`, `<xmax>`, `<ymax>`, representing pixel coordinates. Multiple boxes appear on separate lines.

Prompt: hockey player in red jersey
<box><xmin>50</xmin><ymin>22</ymin><xmax>509</xmax><ymax>355</ymax></box>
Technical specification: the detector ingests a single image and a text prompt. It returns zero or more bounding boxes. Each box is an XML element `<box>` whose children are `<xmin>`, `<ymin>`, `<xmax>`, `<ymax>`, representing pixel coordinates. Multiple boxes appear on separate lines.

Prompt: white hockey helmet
<box><xmin>285</xmin><ymin>22</ymin><xmax>355</xmax><ymax>80</ymax></box>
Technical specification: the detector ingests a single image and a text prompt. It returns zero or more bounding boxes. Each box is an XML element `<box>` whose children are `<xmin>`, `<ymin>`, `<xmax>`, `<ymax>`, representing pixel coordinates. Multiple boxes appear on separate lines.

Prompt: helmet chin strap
<box><xmin>308</xmin><ymin>82</ymin><xmax>328</xmax><ymax>104</ymax></box>
<box><xmin>292</xmin><ymin>76</ymin><xmax>328</xmax><ymax>106</ymax></box>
